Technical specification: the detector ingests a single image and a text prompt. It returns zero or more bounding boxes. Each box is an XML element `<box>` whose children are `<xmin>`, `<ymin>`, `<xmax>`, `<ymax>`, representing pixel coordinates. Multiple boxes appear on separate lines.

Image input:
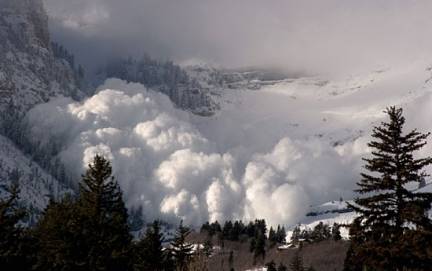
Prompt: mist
<box><xmin>43</xmin><ymin>0</ymin><xmax>432</xmax><ymax>74</ymax></box>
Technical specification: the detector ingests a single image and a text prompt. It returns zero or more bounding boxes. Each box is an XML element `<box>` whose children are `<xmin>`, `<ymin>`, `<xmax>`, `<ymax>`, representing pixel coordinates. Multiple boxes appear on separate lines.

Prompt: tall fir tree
<box><xmin>346</xmin><ymin>106</ymin><xmax>432</xmax><ymax>270</ymax></box>
<box><xmin>34</xmin><ymin>155</ymin><xmax>132</xmax><ymax>271</ymax></box>
<box><xmin>33</xmin><ymin>196</ymin><xmax>84</xmax><ymax>271</ymax></box>
<box><xmin>78</xmin><ymin>155</ymin><xmax>132</xmax><ymax>271</ymax></box>
<box><xmin>170</xmin><ymin>221</ymin><xmax>193</xmax><ymax>271</ymax></box>
<box><xmin>134</xmin><ymin>220</ymin><xmax>167</xmax><ymax>271</ymax></box>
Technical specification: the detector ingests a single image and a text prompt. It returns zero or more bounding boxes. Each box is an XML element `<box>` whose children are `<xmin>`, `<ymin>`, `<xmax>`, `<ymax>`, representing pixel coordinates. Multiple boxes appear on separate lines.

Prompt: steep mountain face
<box><xmin>0</xmin><ymin>0</ymin><xmax>80</xmax><ymax>218</ymax></box>
<box><xmin>98</xmin><ymin>58</ymin><xmax>297</xmax><ymax>116</ymax></box>
<box><xmin>0</xmin><ymin>0</ymin><xmax>82</xmax><ymax>120</ymax></box>
<box><xmin>98</xmin><ymin>57</ymin><xmax>219</xmax><ymax>116</ymax></box>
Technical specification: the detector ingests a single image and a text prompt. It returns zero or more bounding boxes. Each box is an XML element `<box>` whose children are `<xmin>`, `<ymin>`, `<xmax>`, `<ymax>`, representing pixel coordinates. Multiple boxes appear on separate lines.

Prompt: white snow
<box><xmin>0</xmin><ymin>134</ymin><xmax>71</xmax><ymax>220</ymax></box>
<box><xmin>24</xmin><ymin>60</ymin><xmax>432</xmax><ymax>227</ymax></box>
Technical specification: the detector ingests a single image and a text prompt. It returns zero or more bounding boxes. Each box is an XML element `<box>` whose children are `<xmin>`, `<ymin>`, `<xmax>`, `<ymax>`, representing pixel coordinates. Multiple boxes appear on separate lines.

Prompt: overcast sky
<box><xmin>43</xmin><ymin>0</ymin><xmax>432</xmax><ymax>74</ymax></box>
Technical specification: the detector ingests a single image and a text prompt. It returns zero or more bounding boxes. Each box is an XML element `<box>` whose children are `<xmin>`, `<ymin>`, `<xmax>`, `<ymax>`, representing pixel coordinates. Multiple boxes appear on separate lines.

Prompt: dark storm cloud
<box><xmin>43</xmin><ymin>0</ymin><xmax>432</xmax><ymax>74</ymax></box>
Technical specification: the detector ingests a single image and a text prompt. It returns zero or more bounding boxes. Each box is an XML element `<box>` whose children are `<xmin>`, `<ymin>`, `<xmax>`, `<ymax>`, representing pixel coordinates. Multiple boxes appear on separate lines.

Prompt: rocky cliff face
<box><xmin>99</xmin><ymin>57</ymin><xmax>219</xmax><ymax>116</ymax></box>
<box><xmin>0</xmin><ymin>0</ymin><xmax>82</xmax><ymax>117</ymax></box>
<box><xmin>0</xmin><ymin>0</ymin><xmax>80</xmax><ymax>219</ymax></box>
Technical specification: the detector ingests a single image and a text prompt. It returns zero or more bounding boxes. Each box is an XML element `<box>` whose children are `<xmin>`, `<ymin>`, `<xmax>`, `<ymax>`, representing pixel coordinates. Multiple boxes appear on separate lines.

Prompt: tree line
<box><xmin>0</xmin><ymin>155</ymin><xmax>198</xmax><ymax>271</ymax></box>
<box><xmin>1</xmin><ymin>106</ymin><xmax>432</xmax><ymax>270</ymax></box>
<box><xmin>290</xmin><ymin>222</ymin><xmax>342</xmax><ymax>247</ymax></box>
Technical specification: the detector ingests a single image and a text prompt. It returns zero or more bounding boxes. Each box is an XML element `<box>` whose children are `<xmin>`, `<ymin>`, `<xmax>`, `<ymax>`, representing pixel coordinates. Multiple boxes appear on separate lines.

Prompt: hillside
<box><xmin>0</xmin><ymin>0</ymin><xmax>80</xmax><ymax>215</ymax></box>
<box><xmin>0</xmin><ymin>134</ymin><xmax>71</xmax><ymax>223</ymax></box>
<box><xmin>0</xmin><ymin>0</ymin><xmax>82</xmax><ymax>118</ymax></box>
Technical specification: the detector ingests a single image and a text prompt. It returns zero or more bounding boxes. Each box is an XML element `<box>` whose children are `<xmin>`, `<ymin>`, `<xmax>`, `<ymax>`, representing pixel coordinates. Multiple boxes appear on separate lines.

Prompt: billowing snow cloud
<box><xmin>27</xmin><ymin>79</ymin><xmax>370</xmax><ymax>226</ymax></box>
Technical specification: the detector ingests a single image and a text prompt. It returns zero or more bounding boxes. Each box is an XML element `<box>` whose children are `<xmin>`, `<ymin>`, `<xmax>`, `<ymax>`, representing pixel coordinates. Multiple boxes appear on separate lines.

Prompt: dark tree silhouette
<box><xmin>346</xmin><ymin>106</ymin><xmax>432</xmax><ymax>270</ymax></box>
<box><xmin>170</xmin><ymin>221</ymin><xmax>193</xmax><ymax>271</ymax></box>
<box><xmin>0</xmin><ymin>184</ymin><xmax>31</xmax><ymax>270</ymax></box>
<box><xmin>134</xmin><ymin>220</ymin><xmax>167</xmax><ymax>271</ymax></box>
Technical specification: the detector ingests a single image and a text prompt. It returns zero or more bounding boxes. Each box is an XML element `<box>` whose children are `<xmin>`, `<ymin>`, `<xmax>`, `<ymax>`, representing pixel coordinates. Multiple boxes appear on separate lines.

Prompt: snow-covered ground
<box><xmin>286</xmin><ymin>201</ymin><xmax>356</xmax><ymax>240</ymax></box>
<box><xmin>192</xmin><ymin>62</ymin><xmax>432</xmax><ymax>152</ymax></box>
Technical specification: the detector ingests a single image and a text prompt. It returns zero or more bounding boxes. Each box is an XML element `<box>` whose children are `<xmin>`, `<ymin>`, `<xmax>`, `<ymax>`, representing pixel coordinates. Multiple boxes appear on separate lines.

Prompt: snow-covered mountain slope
<box><xmin>0</xmin><ymin>0</ymin><xmax>82</xmax><ymax>220</ymax></box>
<box><xmin>192</xmin><ymin>63</ymin><xmax>432</xmax><ymax>153</ymax></box>
<box><xmin>0</xmin><ymin>0</ymin><xmax>82</xmax><ymax>119</ymax></box>
<box><xmin>287</xmin><ymin>181</ymin><xmax>432</xmax><ymax>241</ymax></box>
<box><xmin>0</xmin><ymin>134</ymin><xmax>72</xmax><ymax>224</ymax></box>
<box><xmin>287</xmin><ymin>200</ymin><xmax>356</xmax><ymax>240</ymax></box>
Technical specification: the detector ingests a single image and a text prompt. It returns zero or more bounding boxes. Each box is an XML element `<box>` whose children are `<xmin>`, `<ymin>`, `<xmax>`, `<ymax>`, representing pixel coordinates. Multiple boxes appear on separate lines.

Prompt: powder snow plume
<box><xmin>27</xmin><ymin>79</ymin><xmax>373</xmax><ymax>226</ymax></box>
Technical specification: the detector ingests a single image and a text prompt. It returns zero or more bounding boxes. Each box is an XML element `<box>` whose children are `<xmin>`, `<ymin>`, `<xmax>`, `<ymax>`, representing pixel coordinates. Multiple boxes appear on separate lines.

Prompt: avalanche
<box><xmin>25</xmin><ymin>61</ymin><xmax>432</xmax><ymax>227</ymax></box>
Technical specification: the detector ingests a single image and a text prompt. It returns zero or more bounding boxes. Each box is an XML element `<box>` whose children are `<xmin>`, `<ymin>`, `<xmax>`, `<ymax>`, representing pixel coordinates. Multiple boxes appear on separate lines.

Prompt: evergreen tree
<box><xmin>290</xmin><ymin>226</ymin><xmax>301</xmax><ymax>246</ymax></box>
<box><xmin>253</xmin><ymin>232</ymin><xmax>266</xmax><ymax>262</ymax></box>
<box><xmin>34</xmin><ymin>156</ymin><xmax>132</xmax><ymax>271</ymax></box>
<box><xmin>268</xmin><ymin>226</ymin><xmax>277</xmax><ymax>246</ymax></box>
<box><xmin>200</xmin><ymin>222</ymin><xmax>211</xmax><ymax>235</ymax></box>
<box><xmin>254</xmin><ymin>219</ymin><xmax>267</xmax><ymax>238</ymax></box>
<box><xmin>170</xmin><ymin>221</ymin><xmax>193</xmax><ymax>271</ymax></box>
<box><xmin>202</xmin><ymin>239</ymin><xmax>213</xmax><ymax>257</ymax></box>
<box><xmin>331</xmin><ymin>223</ymin><xmax>342</xmax><ymax>241</ymax></box>
<box><xmin>276</xmin><ymin>225</ymin><xmax>287</xmax><ymax>243</ymax></box>
<box><xmin>310</xmin><ymin>222</ymin><xmax>331</xmax><ymax>243</ymax></box>
<box><xmin>134</xmin><ymin>220</ymin><xmax>166</xmax><ymax>271</ymax></box>
<box><xmin>33</xmin><ymin>196</ymin><xmax>84</xmax><ymax>271</ymax></box>
<box><xmin>246</xmin><ymin>221</ymin><xmax>255</xmax><ymax>238</ymax></box>
<box><xmin>300</xmin><ymin>229</ymin><xmax>311</xmax><ymax>243</ymax></box>
<box><xmin>289</xmin><ymin>251</ymin><xmax>305</xmax><ymax>271</ymax></box>
<box><xmin>231</xmin><ymin>220</ymin><xmax>243</xmax><ymax>241</ymax></box>
<box><xmin>0</xmin><ymin>184</ymin><xmax>31</xmax><ymax>270</ymax></box>
<box><xmin>210</xmin><ymin>221</ymin><xmax>222</xmax><ymax>236</ymax></box>
<box><xmin>79</xmin><ymin>155</ymin><xmax>132</xmax><ymax>271</ymax></box>
<box><xmin>346</xmin><ymin>107</ymin><xmax>432</xmax><ymax>270</ymax></box>
<box><xmin>222</xmin><ymin>221</ymin><xmax>233</xmax><ymax>240</ymax></box>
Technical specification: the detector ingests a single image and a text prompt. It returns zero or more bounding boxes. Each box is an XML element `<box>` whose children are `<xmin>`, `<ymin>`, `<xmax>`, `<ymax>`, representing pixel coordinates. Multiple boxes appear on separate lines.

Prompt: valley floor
<box><xmin>188</xmin><ymin>232</ymin><xmax>349</xmax><ymax>271</ymax></box>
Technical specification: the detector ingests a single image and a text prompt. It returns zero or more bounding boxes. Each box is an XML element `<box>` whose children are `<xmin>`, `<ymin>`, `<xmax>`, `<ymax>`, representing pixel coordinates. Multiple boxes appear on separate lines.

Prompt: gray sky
<box><xmin>43</xmin><ymin>0</ymin><xmax>432</xmax><ymax>74</ymax></box>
